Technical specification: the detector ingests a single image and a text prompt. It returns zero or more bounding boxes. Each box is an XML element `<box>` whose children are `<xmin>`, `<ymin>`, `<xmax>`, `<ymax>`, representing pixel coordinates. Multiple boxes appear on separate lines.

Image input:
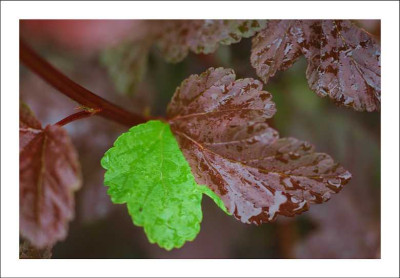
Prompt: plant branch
<box><xmin>55</xmin><ymin>109</ymin><xmax>101</xmax><ymax>127</ymax></box>
<box><xmin>20</xmin><ymin>40</ymin><xmax>148</xmax><ymax>127</ymax></box>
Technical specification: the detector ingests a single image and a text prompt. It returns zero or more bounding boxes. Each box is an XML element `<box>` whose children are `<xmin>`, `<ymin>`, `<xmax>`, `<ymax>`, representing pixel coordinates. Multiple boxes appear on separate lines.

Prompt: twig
<box><xmin>20</xmin><ymin>40</ymin><xmax>149</xmax><ymax>127</ymax></box>
<box><xmin>54</xmin><ymin>109</ymin><xmax>101</xmax><ymax>127</ymax></box>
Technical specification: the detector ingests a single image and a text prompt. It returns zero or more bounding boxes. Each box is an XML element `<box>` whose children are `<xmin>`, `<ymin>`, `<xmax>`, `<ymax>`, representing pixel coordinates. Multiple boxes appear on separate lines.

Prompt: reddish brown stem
<box><xmin>20</xmin><ymin>40</ymin><xmax>148</xmax><ymax>127</ymax></box>
<box><xmin>55</xmin><ymin>109</ymin><xmax>100</xmax><ymax>127</ymax></box>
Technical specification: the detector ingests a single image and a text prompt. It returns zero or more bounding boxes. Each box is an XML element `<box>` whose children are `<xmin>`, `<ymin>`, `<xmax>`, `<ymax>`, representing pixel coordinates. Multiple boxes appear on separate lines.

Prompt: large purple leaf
<box><xmin>168</xmin><ymin>68</ymin><xmax>351</xmax><ymax>224</ymax></box>
<box><xmin>251</xmin><ymin>20</ymin><xmax>381</xmax><ymax>112</ymax></box>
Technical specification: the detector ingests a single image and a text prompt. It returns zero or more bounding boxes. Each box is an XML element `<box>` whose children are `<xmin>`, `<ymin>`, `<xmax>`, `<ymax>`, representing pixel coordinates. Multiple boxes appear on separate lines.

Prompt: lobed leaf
<box><xmin>157</xmin><ymin>20</ymin><xmax>266</xmax><ymax>63</ymax></box>
<box><xmin>102</xmin><ymin>20</ymin><xmax>266</xmax><ymax>94</ymax></box>
<box><xmin>101</xmin><ymin>120</ymin><xmax>228</xmax><ymax>250</ymax></box>
<box><xmin>168</xmin><ymin>68</ymin><xmax>351</xmax><ymax>224</ymax></box>
<box><xmin>251</xmin><ymin>20</ymin><xmax>381</xmax><ymax>112</ymax></box>
<box><xmin>19</xmin><ymin>103</ymin><xmax>82</xmax><ymax>248</ymax></box>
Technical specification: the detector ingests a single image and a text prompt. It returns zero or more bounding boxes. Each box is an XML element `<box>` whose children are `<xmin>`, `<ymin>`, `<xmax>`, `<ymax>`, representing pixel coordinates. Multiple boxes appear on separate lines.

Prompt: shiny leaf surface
<box><xmin>251</xmin><ymin>20</ymin><xmax>381</xmax><ymax>111</ymax></box>
<box><xmin>157</xmin><ymin>20</ymin><xmax>266</xmax><ymax>63</ymax></box>
<box><xmin>20</xmin><ymin>103</ymin><xmax>82</xmax><ymax>248</ymax></box>
<box><xmin>168</xmin><ymin>67</ymin><xmax>351</xmax><ymax>224</ymax></box>
<box><xmin>101</xmin><ymin>120</ymin><xmax>228</xmax><ymax>250</ymax></box>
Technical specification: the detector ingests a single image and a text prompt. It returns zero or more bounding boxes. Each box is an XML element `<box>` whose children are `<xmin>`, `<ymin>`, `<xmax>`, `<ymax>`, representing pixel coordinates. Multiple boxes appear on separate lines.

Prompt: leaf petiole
<box><xmin>54</xmin><ymin>109</ymin><xmax>101</xmax><ymax>127</ymax></box>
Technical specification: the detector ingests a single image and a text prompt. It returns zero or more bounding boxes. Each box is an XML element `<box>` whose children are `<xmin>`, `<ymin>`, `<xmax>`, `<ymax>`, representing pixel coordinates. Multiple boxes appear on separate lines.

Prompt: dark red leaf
<box><xmin>157</xmin><ymin>20</ymin><xmax>266</xmax><ymax>63</ymax></box>
<box><xmin>250</xmin><ymin>20</ymin><xmax>304</xmax><ymax>83</ymax></box>
<box><xmin>19</xmin><ymin>103</ymin><xmax>81</xmax><ymax>248</ymax></box>
<box><xmin>168</xmin><ymin>68</ymin><xmax>351</xmax><ymax>224</ymax></box>
<box><xmin>251</xmin><ymin>20</ymin><xmax>381</xmax><ymax>112</ymax></box>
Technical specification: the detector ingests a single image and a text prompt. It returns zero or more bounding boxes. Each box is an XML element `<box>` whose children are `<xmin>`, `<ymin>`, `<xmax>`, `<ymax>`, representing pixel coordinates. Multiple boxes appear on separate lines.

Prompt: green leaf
<box><xmin>197</xmin><ymin>185</ymin><xmax>229</xmax><ymax>214</ymax></box>
<box><xmin>101</xmin><ymin>120</ymin><xmax>228</xmax><ymax>250</ymax></box>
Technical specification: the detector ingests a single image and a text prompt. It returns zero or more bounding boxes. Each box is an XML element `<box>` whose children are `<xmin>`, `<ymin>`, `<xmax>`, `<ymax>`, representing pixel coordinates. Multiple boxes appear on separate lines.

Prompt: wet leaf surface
<box><xmin>251</xmin><ymin>20</ymin><xmax>381</xmax><ymax>111</ymax></box>
<box><xmin>251</xmin><ymin>20</ymin><xmax>304</xmax><ymax>83</ymax></box>
<box><xmin>157</xmin><ymin>20</ymin><xmax>266</xmax><ymax>63</ymax></box>
<box><xmin>21</xmin><ymin>20</ymin><xmax>379</xmax><ymax>258</ymax></box>
<box><xmin>168</xmin><ymin>67</ymin><xmax>351</xmax><ymax>224</ymax></box>
<box><xmin>101</xmin><ymin>120</ymin><xmax>228</xmax><ymax>250</ymax></box>
<box><xmin>265</xmin><ymin>63</ymin><xmax>381</xmax><ymax>258</ymax></box>
<box><xmin>20</xmin><ymin>103</ymin><xmax>82</xmax><ymax>248</ymax></box>
<box><xmin>101</xmin><ymin>20</ymin><xmax>266</xmax><ymax>94</ymax></box>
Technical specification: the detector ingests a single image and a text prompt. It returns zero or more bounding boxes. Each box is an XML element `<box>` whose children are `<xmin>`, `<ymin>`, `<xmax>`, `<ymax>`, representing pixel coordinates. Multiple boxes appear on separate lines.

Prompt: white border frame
<box><xmin>1</xmin><ymin>1</ymin><xmax>399</xmax><ymax>277</ymax></box>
